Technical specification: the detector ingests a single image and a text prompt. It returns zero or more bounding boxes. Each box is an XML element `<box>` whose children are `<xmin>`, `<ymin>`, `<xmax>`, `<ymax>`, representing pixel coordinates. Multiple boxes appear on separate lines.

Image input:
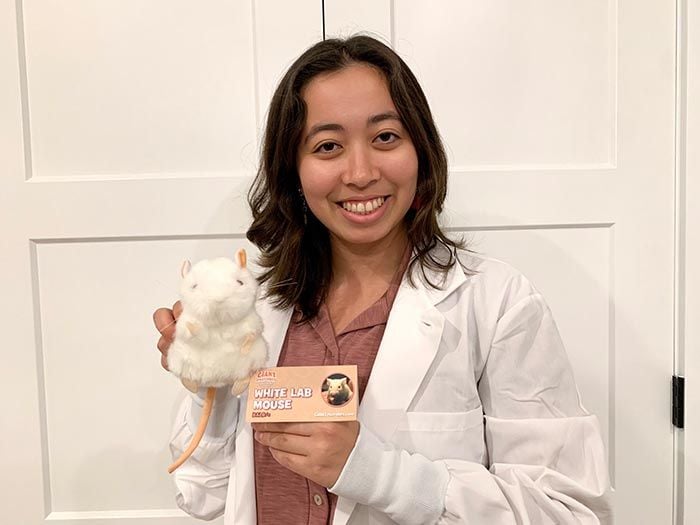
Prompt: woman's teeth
<box><xmin>341</xmin><ymin>197</ymin><xmax>386</xmax><ymax>215</ymax></box>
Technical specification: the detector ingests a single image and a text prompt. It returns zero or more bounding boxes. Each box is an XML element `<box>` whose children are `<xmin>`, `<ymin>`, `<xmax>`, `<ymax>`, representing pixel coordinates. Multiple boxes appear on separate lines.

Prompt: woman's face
<box><xmin>297</xmin><ymin>63</ymin><xmax>418</xmax><ymax>252</ymax></box>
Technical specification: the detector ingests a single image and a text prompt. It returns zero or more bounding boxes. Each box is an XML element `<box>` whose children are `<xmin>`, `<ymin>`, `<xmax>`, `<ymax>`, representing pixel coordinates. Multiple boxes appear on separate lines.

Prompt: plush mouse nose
<box><xmin>212</xmin><ymin>291</ymin><xmax>231</xmax><ymax>303</ymax></box>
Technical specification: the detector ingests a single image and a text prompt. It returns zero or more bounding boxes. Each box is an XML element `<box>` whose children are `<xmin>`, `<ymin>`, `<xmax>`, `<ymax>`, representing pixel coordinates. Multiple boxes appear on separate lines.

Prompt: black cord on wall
<box><xmin>322</xmin><ymin>0</ymin><xmax>326</xmax><ymax>40</ymax></box>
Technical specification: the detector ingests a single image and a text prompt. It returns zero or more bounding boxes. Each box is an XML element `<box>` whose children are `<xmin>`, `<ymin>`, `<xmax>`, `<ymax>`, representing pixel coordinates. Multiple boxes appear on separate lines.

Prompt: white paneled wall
<box><xmin>324</xmin><ymin>0</ymin><xmax>392</xmax><ymax>43</ymax></box>
<box><xmin>254</xmin><ymin>0</ymin><xmax>322</xmax><ymax>123</ymax></box>
<box><xmin>2</xmin><ymin>1</ymin><xmax>321</xmax><ymax>523</ymax></box>
<box><xmin>23</xmin><ymin>0</ymin><xmax>258</xmax><ymax>179</ymax></box>
<box><xmin>393</xmin><ymin>0</ymin><xmax>614</xmax><ymax>170</ymax></box>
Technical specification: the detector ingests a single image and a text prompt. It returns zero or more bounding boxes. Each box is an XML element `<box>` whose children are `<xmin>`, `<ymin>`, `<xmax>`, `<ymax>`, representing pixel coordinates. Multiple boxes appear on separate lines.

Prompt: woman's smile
<box><xmin>339</xmin><ymin>196</ymin><xmax>386</xmax><ymax>215</ymax></box>
<box><xmin>337</xmin><ymin>196</ymin><xmax>390</xmax><ymax>223</ymax></box>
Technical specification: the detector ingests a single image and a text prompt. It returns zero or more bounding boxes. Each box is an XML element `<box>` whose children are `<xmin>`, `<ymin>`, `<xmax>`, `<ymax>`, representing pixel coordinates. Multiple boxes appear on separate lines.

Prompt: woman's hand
<box><xmin>253</xmin><ymin>420</ymin><xmax>360</xmax><ymax>488</ymax></box>
<box><xmin>152</xmin><ymin>301</ymin><xmax>182</xmax><ymax>370</ymax></box>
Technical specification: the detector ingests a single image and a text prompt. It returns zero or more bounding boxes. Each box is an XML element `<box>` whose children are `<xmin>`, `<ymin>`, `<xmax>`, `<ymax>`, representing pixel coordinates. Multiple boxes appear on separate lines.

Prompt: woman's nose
<box><xmin>342</xmin><ymin>146</ymin><xmax>378</xmax><ymax>188</ymax></box>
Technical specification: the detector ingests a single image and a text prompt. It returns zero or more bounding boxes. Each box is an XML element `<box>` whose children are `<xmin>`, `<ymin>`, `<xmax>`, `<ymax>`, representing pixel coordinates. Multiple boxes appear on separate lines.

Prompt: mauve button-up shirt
<box><xmin>253</xmin><ymin>261</ymin><xmax>406</xmax><ymax>525</ymax></box>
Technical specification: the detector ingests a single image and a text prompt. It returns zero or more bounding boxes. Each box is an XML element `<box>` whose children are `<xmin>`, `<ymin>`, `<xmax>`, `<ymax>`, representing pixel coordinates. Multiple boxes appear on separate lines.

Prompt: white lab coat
<box><xmin>169</xmin><ymin>251</ymin><xmax>613</xmax><ymax>524</ymax></box>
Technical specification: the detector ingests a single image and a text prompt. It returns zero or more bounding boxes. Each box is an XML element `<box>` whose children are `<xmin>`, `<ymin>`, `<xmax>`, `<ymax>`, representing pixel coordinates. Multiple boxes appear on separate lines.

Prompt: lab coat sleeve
<box><xmin>330</xmin><ymin>293</ymin><xmax>613</xmax><ymax>524</ymax></box>
<box><xmin>168</xmin><ymin>387</ymin><xmax>239</xmax><ymax>520</ymax></box>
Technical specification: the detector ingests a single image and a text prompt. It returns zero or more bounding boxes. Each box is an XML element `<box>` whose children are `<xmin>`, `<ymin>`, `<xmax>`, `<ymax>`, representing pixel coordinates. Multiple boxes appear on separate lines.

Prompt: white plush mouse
<box><xmin>166</xmin><ymin>249</ymin><xmax>268</xmax><ymax>473</ymax></box>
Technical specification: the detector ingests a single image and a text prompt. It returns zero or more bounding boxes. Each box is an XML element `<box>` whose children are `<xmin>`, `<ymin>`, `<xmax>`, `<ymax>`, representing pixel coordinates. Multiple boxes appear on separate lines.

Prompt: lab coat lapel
<box><xmin>360</xmin><ymin>280</ymin><xmax>445</xmax><ymax>435</ymax></box>
<box><xmin>230</xmin><ymin>303</ymin><xmax>293</xmax><ymax>525</ymax></box>
<box><xmin>261</xmin><ymin>300</ymin><xmax>294</xmax><ymax>369</ymax></box>
<box><xmin>332</xmin><ymin>263</ymin><xmax>467</xmax><ymax>525</ymax></box>
<box><xmin>361</xmin><ymin>261</ymin><xmax>468</xmax><ymax>437</ymax></box>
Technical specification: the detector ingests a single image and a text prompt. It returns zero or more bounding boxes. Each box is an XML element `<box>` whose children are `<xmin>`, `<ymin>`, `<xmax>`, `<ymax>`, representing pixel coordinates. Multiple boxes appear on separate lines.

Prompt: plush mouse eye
<box><xmin>191</xmin><ymin>284</ymin><xmax>198</xmax><ymax>290</ymax></box>
<box><xmin>236</xmin><ymin>279</ymin><xmax>244</xmax><ymax>286</ymax></box>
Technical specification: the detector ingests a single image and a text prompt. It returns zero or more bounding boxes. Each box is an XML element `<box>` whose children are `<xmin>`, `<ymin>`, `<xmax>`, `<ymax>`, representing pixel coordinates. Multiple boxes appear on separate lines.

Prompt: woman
<box><xmin>154</xmin><ymin>35</ymin><xmax>612</xmax><ymax>524</ymax></box>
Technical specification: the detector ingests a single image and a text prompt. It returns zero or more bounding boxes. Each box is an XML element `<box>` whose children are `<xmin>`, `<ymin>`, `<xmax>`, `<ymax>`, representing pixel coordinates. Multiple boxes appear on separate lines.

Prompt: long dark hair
<box><xmin>247</xmin><ymin>35</ymin><xmax>471</xmax><ymax>319</ymax></box>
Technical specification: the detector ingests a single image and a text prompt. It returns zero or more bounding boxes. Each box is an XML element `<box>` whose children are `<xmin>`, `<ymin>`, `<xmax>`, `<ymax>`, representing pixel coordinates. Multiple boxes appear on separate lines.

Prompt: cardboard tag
<box><xmin>245</xmin><ymin>365</ymin><xmax>358</xmax><ymax>423</ymax></box>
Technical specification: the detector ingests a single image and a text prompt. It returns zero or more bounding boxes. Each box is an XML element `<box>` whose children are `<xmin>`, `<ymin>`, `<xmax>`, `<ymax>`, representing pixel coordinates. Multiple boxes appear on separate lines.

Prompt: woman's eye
<box><xmin>375</xmin><ymin>132</ymin><xmax>398</xmax><ymax>144</ymax></box>
<box><xmin>314</xmin><ymin>142</ymin><xmax>341</xmax><ymax>154</ymax></box>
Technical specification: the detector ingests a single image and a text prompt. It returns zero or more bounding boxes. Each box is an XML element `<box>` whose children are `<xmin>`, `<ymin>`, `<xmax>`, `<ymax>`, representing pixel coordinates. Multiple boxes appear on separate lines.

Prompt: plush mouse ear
<box><xmin>180</xmin><ymin>260</ymin><xmax>192</xmax><ymax>278</ymax></box>
<box><xmin>236</xmin><ymin>249</ymin><xmax>247</xmax><ymax>269</ymax></box>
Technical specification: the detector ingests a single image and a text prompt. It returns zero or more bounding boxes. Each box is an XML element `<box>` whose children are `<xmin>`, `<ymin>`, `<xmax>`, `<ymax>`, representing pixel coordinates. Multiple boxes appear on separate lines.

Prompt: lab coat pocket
<box><xmin>391</xmin><ymin>407</ymin><xmax>485</xmax><ymax>463</ymax></box>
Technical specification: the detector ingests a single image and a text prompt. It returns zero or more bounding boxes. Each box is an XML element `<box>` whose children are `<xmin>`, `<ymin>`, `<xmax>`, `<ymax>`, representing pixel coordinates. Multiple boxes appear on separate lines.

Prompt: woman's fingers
<box><xmin>252</xmin><ymin>421</ymin><xmax>360</xmax><ymax>487</ymax></box>
<box><xmin>153</xmin><ymin>307</ymin><xmax>177</xmax><ymax>371</ymax></box>
<box><xmin>153</xmin><ymin>308</ymin><xmax>176</xmax><ymax>340</ymax></box>
<box><xmin>253</xmin><ymin>422</ymin><xmax>313</xmax><ymax>436</ymax></box>
<box><xmin>157</xmin><ymin>335</ymin><xmax>170</xmax><ymax>354</ymax></box>
<box><xmin>255</xmin><ymin>431</ymin><xmax>309</xmax><ymax>456</ymax></box>
<box><xmin>173</xmin><ymin>300</ymin><xmax>183</xmax><ymax>320</ymax></box>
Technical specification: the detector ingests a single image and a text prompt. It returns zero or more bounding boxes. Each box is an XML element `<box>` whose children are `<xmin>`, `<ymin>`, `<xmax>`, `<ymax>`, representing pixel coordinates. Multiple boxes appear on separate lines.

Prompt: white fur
<box><xmin>166</xmin><ymin>256</ymin><xmax>268</xmax><ymax>388</ymax></box>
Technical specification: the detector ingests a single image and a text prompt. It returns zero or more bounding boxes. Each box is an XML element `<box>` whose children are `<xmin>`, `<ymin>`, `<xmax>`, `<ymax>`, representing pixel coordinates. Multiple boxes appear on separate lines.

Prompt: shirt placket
<box><xmin>308</xmin><ymin>306</ymin><xmax>341</xmax><ymax>523</ymax></box>
<box><xmin>308</xmin><ymin>487</ymin><xmax>332</xmax><ymax>524</ymax></box>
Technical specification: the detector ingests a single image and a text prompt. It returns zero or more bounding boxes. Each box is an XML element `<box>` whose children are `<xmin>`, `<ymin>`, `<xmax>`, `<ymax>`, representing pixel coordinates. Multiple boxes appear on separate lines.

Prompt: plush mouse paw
<box><xmin>181</xmin><ymin>377</ymin><xmax>199</xmax><ymax>393</ymax></box>
<box><xmin>185</xmin><ymin>321</ymin><xmax>201</xmax><ymax>338</ymax></box>
<box><xmin>231</xmin><ymin>377</ymin><xmax>250</xmax><ymax>396</ymax></box>
<box><xmin>241</xmin><ymin>333</ymin><xmax>256</xmax><ymax>355</ymax></box>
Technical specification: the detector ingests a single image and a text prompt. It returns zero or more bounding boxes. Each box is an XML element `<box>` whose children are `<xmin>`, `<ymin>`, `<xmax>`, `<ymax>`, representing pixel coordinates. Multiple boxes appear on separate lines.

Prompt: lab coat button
<box><xmin>313</xmin><ymin>494</ymin><xmax>324</xmax><ymax>506</ymax></box>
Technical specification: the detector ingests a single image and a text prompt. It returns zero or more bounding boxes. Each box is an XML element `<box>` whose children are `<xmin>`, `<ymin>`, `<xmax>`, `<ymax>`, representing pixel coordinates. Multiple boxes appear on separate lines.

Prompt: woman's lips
<box><xmin>337</xmin><ymin>196</ymin><xmax>390</xmax><ymax>223</ymax></box>
<box><xmin>339</xmin><ymin>196</ymin><xmax>386</xmax><ymax>215</ymax></box>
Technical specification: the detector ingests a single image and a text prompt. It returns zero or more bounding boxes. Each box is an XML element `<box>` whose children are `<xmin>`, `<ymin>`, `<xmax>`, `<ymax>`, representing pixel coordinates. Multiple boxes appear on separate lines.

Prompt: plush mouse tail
<box><xmin>168</xmin><ymin>386</ymin><xmax>216</xmax><ymax>474</ymax></box>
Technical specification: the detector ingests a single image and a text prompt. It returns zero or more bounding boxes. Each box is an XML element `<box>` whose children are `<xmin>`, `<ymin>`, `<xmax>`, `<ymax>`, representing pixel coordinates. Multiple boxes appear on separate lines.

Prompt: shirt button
<box><xmin>313</xmin><ymin>494</ymin><xmax>324</xmax><ymax>506</ymax></box>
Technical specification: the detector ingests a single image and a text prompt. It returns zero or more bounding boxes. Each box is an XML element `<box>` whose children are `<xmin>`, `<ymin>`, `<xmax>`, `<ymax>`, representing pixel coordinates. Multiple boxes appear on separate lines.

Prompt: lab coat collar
<box><xmin>360</xmin><ymin>257</ymin><xmax>467</xmax><ymax>434</ymax></box>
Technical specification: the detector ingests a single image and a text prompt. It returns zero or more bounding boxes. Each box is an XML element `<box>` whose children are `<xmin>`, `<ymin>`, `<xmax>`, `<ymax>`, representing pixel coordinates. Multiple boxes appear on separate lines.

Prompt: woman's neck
<box><xmin>329</xmin><ymin>228</ymin><xmax>409</xmax><ymax>291</ymax></box>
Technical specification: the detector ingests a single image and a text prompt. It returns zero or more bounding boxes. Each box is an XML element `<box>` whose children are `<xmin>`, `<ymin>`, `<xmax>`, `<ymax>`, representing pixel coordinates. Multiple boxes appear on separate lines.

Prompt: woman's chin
<box><xmin>328</xmin><ymin>225</ymin><xmax>408</xmax><ymax>251</ymax></box>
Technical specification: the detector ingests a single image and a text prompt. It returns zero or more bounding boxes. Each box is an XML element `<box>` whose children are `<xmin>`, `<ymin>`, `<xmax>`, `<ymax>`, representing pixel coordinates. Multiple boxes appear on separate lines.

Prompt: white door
<box><xmin>324</xmin><ymin>0</ymin><xmax>676</xmax><ymax>523</ymax></box>
<box><xmin>0</xmin><ymin>1</ymin><xmax>323</xmax><ymax>523</ymax></box>
<box><xmin>682</xmin><ymin>0</ymin><xmax>700</xmax><ymax>522</ymax></box>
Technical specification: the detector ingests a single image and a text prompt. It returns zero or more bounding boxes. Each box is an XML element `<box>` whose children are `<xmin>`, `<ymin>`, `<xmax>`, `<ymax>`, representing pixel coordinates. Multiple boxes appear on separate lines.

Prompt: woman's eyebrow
<box><xmin>367</xmin><ymin>111</ymin><xmax>401</xmax><ymax>125</ymax></box>
<box><xmin>305</xmin><ymin>123</ymin><xmax>343</xmax><ymax>144</ymax></box>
